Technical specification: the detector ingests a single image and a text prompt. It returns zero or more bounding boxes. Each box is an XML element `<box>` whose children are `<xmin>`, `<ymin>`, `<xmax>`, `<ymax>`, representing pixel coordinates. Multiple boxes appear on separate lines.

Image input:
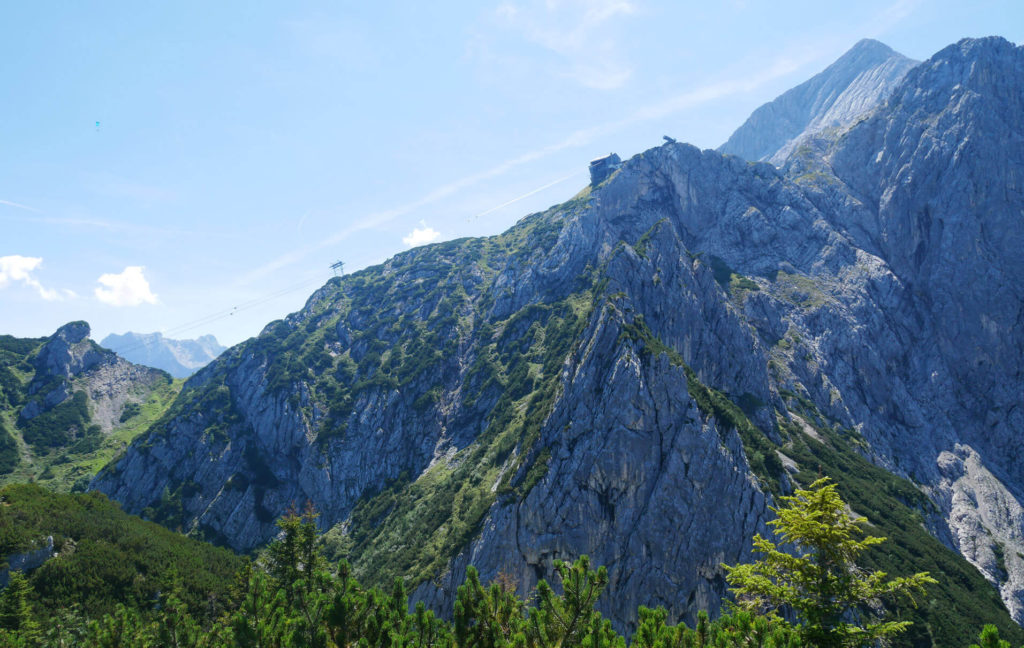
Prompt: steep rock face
<box><xmin>31</xmin><ymin>322</ymin><xmax>107</xmax><ymax>381</ymax></box>
<box><xmin>936</xmin><ymin>445</ymin><xmax>1024</xmax><ymax>621</ymax></box>
<box><xmin>720</xmin><ymin>38</ymin><xmax>917</xmax><ymax>165</ymax></box>
<box><xmin>95</xmin><ymin>37</ymin><xmax>1024</xmax><ymax>642</ymax></box>
<box><xmin>793</xmin><ymin>36</ymin><xmax>1024</xmax><ymax>619</ymax></box>
<box><xmin>101</xmin><ymin>332</ymin><xmax>226</xmax><ymax>378</ymax></box>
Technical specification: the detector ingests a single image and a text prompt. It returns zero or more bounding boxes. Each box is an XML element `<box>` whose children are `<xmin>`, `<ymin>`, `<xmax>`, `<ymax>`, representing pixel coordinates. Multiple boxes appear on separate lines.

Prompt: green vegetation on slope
<box><xmin>36</xmin><ymin>377</ymin><xmax>182</xmax><ymax>493</ymax></box>
<box><xmin>611</xmin><ymin>316</ymin><xmax>1021</xmax><ymax>648</ymax></box>
<box><xmin>0</xmin><ymin>483</ymin><xmax>245</xmax><ymax>623</ymax></box>
<box><xmin>0</xmin><ymin>424</ymin><xmax>17</xmax><ymax>475</ymax></box>
<box><xmin>18</xmin><ymin>390</ymin><xmax>94</xmax><ymax>450</ymax></box>
<box><xmin>618</xmin><ymin>313</ymin><xmax>785</xmax><ymax>493</ymax></box>
<box><xmin>725</xmin><ymin>478</ymin><xmax>935</xmax><ymax>648</ymax></box>
<box><xmin>323</xmin><ymin>289</ymin><xmax>593</xmax><ymax>589</ymax></box>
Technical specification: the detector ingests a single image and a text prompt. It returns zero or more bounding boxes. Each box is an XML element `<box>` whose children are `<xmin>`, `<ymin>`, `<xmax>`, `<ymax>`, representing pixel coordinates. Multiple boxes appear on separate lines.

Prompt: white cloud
<box><xmin>0</xmin><ymin>255</ymin><xmax>61</xmax><ymax>300</ymax></box>
<box><xmin>402</xmin><ymin>222</ymin><xmax>441</xmax><ymax>247</ymax></box>
<box><xmin>94</xmin><ymin>266</ymin><xmax>158</xmax><ymax>307</ymax></box>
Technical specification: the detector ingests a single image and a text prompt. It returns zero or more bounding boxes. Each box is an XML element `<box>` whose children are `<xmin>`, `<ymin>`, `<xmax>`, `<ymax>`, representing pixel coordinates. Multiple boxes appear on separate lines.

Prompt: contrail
<box><xmin>469</xmin><ymin>170</ymin><xmax>585</xmax><ymax>221</ymax></box>
<box><xmin>0</xmin><ymin>199</ymin><xmax>42</xmax><ymax>213</ymax></box>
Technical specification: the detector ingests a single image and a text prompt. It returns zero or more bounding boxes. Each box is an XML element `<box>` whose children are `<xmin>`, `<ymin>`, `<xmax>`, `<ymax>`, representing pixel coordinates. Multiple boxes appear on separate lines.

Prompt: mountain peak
<box><xmin>846</xmin><ymin>37</ymin><xmax>897</xmax><ymax>56</ymax></box>
<box><xmin>719</xmin><ymin>38</ymin><xmax>917</xmax><ymax>164</ymax></box>
<box><xmin>918</xmin><ymin>35</ymin><xmax>1020</xmax><ymax>73</ymax></box>
<box><xmin>52</xmin><ymin>320</ymin><xmax>90</xmax><ymax>345</ymax></box>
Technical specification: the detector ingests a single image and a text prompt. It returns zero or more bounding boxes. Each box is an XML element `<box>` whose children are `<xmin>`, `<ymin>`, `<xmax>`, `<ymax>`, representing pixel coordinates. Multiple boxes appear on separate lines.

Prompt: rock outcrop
<box><xmin>18</xmin><ymin>322</ymin><xmax>169</xmax><ymax>434</ymax></box>
<box><xmin>0</xmin><ymin>323</ymin><xmax>175</xmax><ymax>484</ymax></box>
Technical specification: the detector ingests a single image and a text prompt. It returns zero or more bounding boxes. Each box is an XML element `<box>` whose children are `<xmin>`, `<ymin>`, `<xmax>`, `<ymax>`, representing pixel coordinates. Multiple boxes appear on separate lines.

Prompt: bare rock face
<box><xmin>29</xmin><ymin>322</ymin><xmax>109</xmax><ymax>388</ymax></box>
<box><xmin>94</xmin><ymin>37</ymin><xmax>1024</xmax><ymax>635</ymax></box>
<box><xmin>936</xmin><ymin>445</ymin><xmax>1024</xmax><ymax>621</ymax></box>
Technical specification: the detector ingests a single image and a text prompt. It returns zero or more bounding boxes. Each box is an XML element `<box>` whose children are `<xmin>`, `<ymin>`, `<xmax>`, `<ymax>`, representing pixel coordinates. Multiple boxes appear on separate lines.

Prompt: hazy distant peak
<box><xmin>719</xmin><ymin>38</ymin><xmax>918</xmax><ymax>165</ymax></box>
<box><xmin>845</xmin><ymin>37</ymin><xmax>899</xmax><ymax>59</ymax></box>
<box><xmin>100</xmin><ymin>331</ymin><xmax>226</xmax><ymax>378</ymax></box>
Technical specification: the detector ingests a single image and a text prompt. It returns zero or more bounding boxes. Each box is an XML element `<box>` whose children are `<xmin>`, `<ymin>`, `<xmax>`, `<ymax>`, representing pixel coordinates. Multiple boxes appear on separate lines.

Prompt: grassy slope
<box><xmin>32</xmin><ymin>378</ymin><xmax>183</xmax><ymax>492</ymax></box>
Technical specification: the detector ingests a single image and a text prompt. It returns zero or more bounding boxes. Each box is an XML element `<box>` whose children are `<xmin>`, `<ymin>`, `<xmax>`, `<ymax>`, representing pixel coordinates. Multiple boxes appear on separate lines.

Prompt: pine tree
<box><xmin>155</xmin><ymin>584</ymin><xmax>202</xmax><ymax>648</ymax></box>
<box><xmin>723</xmin><ymin>478</ymin><xmax>936</xmax><ymax>648</ymax></box>
<box><xmin>85</xmin><ymin>604</ymin><xmax>154</xmax><ymax>648</ymax></box>
<box><xmin>0</xmin><ymin>572</ymin><xmax>37</xmax><ymax>640</ymax></box>
<box><xmin>454</xmin><ymin>566</ymin><xmax>531</xmax><ymax>648</ymax></box>
<box><xmin>230</xmin><ymin>565</ymin><xmax>287</xmax><ymax>647</ymax></box>
<box><xmin>528</xmin><ymin>555</ymin><xmax>624</xmax><ymax>648</ymax></box>
<box><xmin>970</xmin><ymin>624</ymin><xmax>1012</xmax><ymax>648</ymax></box>
<box><xmin>44</xmin><ymin>605</ymin><xmax>87</xmax><ymax>648</ymax></box>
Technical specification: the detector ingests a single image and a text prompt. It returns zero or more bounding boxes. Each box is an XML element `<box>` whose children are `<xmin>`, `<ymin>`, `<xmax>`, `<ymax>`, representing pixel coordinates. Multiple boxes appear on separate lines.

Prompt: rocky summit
<box><xmin>719</xmin><ymin>38</ymin><xmax>918</xmax><ymax>165</ymax></box>
<box><xmin>93</xmin><ymin>37</ymin><xmax>1024</xmax><ymax>645</ymax></box>
<box><xmin>0</xmin><ymin>322</ymin><xmax>178</xmax><ymax>490</ymax></box>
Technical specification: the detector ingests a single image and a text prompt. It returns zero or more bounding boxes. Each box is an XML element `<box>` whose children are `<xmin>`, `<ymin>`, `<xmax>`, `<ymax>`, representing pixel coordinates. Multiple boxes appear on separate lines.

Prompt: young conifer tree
<box><xmin>0</xmin><ymin>572</ymin><xmax>38</xmax><ymax>640</ymax></box>
<box><xmin>722</xmin><ymin>478</ymin><xmax>935</xmax><ymax>648</ymax></box>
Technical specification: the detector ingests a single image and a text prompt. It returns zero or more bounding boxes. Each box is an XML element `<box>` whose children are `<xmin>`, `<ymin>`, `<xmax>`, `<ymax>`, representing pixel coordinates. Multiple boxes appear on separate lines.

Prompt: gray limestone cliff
<box><xmin>720</xmin><ymin>38</ymin><xmax>918</xmax><ymax>165</ymax></box>
<box><xmin>93</xmin><ymin>37</ymin><xmax>1024</xmax><ymax>642</ymax></box>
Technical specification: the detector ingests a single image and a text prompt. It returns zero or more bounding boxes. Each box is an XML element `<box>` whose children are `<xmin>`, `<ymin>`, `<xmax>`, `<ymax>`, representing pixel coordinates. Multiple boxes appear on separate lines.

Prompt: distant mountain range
<box><xmin>100</xmin><ymin>332</ymin><xmax>226</xmax><ymax>378</ymax></box>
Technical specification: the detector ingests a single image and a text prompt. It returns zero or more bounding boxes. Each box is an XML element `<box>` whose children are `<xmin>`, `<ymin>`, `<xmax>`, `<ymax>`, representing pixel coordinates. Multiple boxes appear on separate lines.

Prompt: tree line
<box><xmin>0</xmin><ymin>480</ymin><xmax>1016</xmax><ymax>647</ymax></box>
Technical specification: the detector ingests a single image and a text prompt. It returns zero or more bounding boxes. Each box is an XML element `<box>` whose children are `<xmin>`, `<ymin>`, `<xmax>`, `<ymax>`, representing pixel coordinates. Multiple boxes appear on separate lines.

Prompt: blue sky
<box><xmin>2</xmin><ymin>0</ymin><xmax>1021</xmax><ymax>346</ymax></box>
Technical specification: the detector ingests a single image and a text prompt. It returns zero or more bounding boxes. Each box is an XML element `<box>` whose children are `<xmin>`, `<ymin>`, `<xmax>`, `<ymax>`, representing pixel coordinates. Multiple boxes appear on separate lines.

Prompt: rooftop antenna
<box><xmin>330</xmin><ymin>260</ymin><xmax>345</xmax><ymax>277</ymax></box>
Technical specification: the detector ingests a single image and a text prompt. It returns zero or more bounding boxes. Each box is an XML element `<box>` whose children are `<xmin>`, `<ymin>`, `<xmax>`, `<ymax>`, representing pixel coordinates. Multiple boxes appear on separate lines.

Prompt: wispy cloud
<box><xmin>95</xmin><ymin>266</ymin><xmax>158</xmax><ymax>307</ymax></box>
<box><xmin>402</xmin><ymin>222</ymin><xmax>441</xmax><ymax>247</ymax></box>
<box><xmin>2</xmin><ymin>210</ymin><xmax>193</xmax><ymax>238</ymax></box>
<box><xmin>485</xmin><ymin>0</ymin><xmax>637</xmax><ymax>89</ymax></box>
<box><xmin>238</xmin><ymin>46</ymin><xmax>820</xmax><ymax>284</ymax></box>
<box><xmin>0</xmin><ymin>255</ymin><xmax>62</xmax><ymax>301</ymax></box>
<box><xmin>866</xmin><ymin>0</ymin><xmax>925</xmax><ymax>37</ymax></box>
<box><xmin>470</xmin><ymin>170</ymin><xmax>584</xmax><ymax>221</ymax></box>
<box><xmin>0</xmin><ymin>199</ymin><xmax>42</xmax><ymax>213</ymax></box>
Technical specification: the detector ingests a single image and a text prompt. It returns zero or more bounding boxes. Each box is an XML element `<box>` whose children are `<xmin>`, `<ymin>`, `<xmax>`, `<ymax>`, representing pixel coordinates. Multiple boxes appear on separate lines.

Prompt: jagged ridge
<box><xmin>101</xmin><ymin>331</ymin><xmax>226</xmax><ymax>379</ymax></box>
